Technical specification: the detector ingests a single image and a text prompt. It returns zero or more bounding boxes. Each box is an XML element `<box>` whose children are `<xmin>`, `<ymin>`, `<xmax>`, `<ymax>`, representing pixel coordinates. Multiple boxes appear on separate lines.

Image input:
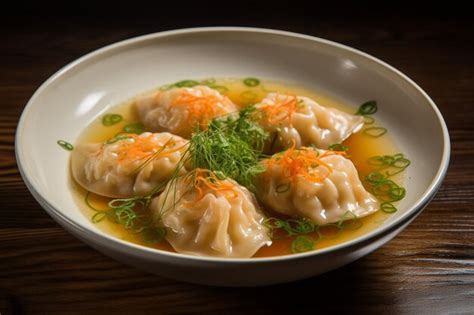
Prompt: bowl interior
<box><xmin>16</xmin><ymin>28</ymin><xmax>448</xmax><ymax>260</ymax></box>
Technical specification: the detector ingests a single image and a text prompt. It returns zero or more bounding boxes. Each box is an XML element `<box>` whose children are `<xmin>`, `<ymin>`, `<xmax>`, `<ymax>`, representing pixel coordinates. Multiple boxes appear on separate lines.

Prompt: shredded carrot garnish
<box><xmin>170</xmin><ymin>90</ymin><xmax>228</xmax><ymax>129</ymax></box>
<box><xmin>113</xmin><ymin>134</ymin><xmax>182</xmax><ymax>164</ymax></box>
<box><xmin>188</xmin><ymin>168</ymin><xmax>238</xmax><ymax>201</ymax></box>
<box><xmin>259</xmin><ymin>94</ymin><xmax>299</xmax><ymax>127</ymax></box>
<box><xmin>264</xmin><ymin>144</ymin><xmax>346</xmax><ymax>183</ymax></box>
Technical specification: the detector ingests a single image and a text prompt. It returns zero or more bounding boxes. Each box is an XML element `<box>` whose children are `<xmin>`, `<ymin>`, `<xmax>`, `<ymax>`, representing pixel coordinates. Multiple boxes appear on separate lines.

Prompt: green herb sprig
<box><xmin>189</xmin><ymin>106</ymin><xmax>268</xmax><ymax>189</ymax></box>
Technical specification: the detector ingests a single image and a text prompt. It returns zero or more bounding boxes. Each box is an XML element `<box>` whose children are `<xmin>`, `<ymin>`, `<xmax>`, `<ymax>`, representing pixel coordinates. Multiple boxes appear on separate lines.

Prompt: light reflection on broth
<box><xmin>72</xmin><ymin>78</ymin><xmax>403</xmax><ymax>257</ymax></box>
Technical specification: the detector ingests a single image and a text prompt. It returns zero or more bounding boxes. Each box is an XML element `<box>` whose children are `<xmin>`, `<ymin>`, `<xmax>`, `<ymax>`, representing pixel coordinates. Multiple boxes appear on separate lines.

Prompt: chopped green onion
<box><xmin>102</xmin><ymin>114</ymin><xmax>123</xmax><ymax>126</ymax></box>
<box><xmin>367</xmin><ymin>153</ymin><xmax>411</xmax><ymax>177</ymax></box>
<box><xmin>243</xmin><ymin>77</ymin><xmax>260</xmax><ymax>87</ymax></box>
<box><xmin>291</xmin><ymin>236</ymin><xmax>314</xmax><ymax>253</ymax></box>
<box><xmin>105</xmin><ymin>134</ymin><xmax>133</xmax><ymax>144</ymax></box>
<box><xmin>123</xmin><ymin>122</ymin><xmax>145</xmax><ymax>134</ymax></box>
<box><xmin>328</xmin><ymin>143</ymin><xmax>349</xmax><ymax>152</ymax></box>
<box><xmin>363</xmin><ymin>115</ymin><xmax>375</xmax><ymax>125</ymax></box>
<box><xmin>91</xmin><ymin>212</ymin><xmax>108</xmax><ymax>223</ymax></box>
<box><xmin>200</xmin><ymin>78</ymin><xmax>216</xmax><ymax>86</ymax></box>
<box><xmin>287</xmin><ymin>219</ymin><xmax>316</xmax><ymax>235</ymax></box>
<box><xmin>263</xmin><ymin>217</ymin><xmax>317</xmax><ymax>239</ymax></box>
<box><xmin>381</xmin><ymin>202</ymin><xmax>397</xmax><ymax>213</ymax></box>
<box><xmin>363</xmin><ymin>127</ymin><xmax>387</xmax><ymax>137</ymax></box>
<box><xmin>365</xmin><ymin>172</ymin><xmax>407</xmax><ymax>204</ymax></box>
<box><xmin>366</xmin><ymin>171</ymin><xmax>386</xmax><ymax>183</ymax></box>
<box><xmin>57</xmin><ymin>140</ymin><xmax>74</xmax><ymax>151</ymax></box>
<box><xmin>356</xmin><ymin>100</ymin><xmax>377</xmax><ymax>115</ymax></box>
<box><xmin>174</xmin><ymin>80</ymin><xmax>200</xmax><ymax>88</ymax></box>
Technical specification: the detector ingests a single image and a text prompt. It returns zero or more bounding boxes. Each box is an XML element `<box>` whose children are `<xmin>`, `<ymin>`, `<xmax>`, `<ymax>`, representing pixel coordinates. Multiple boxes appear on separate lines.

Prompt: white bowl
<box><xmin>16</xmin><ymin>27</ymin><xmax>450</xmax><ymax>286</ymax></box>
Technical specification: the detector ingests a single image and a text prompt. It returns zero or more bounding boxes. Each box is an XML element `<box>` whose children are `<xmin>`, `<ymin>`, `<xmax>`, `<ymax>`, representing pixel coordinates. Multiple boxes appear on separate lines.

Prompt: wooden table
<box><xmin>1</xmin><ymin>12</ymin><xmax>473</xmax><ymax>314</ymax></box>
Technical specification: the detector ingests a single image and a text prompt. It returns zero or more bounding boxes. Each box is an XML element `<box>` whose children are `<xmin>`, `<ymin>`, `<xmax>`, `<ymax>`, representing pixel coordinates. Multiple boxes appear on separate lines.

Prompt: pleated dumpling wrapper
<box><xmin>135</xmin><ymin>86</ymin><xmax>238</xmax><ymax>139</ymax></box>
<box><xmin>151</xmin><ymin>169</ymin><xmax>271</xmax><ymax>258</ymax></box>
<box><xmin>255</xmin><ymin>93</ymin><xmax>364</xmax><ymax>151</ymax></box>
<box><xmin>71</xmin><ymin>132</ymin><xmax>188</xmax><ymax>198</ymax></box>
<box><xmin>255</xmin><ymin>146</ymin><xmax>379</xmax><ymax>225</ymax></box>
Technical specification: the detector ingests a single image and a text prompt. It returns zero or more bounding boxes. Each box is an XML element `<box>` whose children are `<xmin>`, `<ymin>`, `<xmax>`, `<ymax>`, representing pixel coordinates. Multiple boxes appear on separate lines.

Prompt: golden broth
<box><xmin>72</xmin><ymin>78</ymin><xmax>403</xmax><ymax>257</ymax></box>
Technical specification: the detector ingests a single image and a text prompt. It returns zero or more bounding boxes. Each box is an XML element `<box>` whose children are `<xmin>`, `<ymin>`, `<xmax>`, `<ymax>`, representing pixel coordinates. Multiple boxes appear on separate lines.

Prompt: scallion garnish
<box><xmin>123</xmin><ymin>122</ymin><xmax>145</xmax><ymax>134</ymax></box>
<box><xmin>363</xmin><ymin>115</ymin><xmax>375</xmax><ymax>125</ymax></box>
<box><xmin>367</xmin><ymin>153</ymin><xmax>411</xmax><ymax>176</ymax></box>
<box><xmin>174</xmin><ymin>80</ymin><xmax>200</xmax><ymax>88</ymax></box>
<box><xmin>243</xmin><ymin>78</ymin><xmax>260</xmax><ymax>87</ymax></box>
<box><xmin>102</xmin><ymin>114</ymin><xmax>123</xmax><ymax>126</ymax></box>
<box><xmin>57</xmin><ymin>140</ymin><xmax>74</xmax><ymax>151</ymax></box>
<box><xmin>363</xmin><ymin>127</ymin><xmax>387</xmax><ymax>137</ymax></box>
<box><xmin>105</xmin><ymin>134</ymin><xmax>133</xmax><ymax>144</ymax></box>
<box><xmin>356</xmin><ymin>100</ymin><xmax>377</xmax><ymax>115</ymax></box>
<box><xmin>381</xmin><ymin>202</ymin><xmax>397</xmax><ymax>213</ymax></box>
<box><xmin>291</xmin><ymin>236</ymin><xmax>314</xmax><ymax>253</ymax></box>
<box><xmin>328</xmin><ymin>143</ymin><xmax>349</xmax><ymax>152</ymax></box>
<box><xmin>364</xmin><ymin>171</ymin><xmax>407</xmax><ymax>203</ymax></box>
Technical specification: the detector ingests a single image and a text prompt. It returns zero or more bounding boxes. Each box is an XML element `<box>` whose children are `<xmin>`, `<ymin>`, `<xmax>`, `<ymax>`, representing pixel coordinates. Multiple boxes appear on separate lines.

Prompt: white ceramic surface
<box><xmin>16</xmin><ymin>27</ymin><xmax>450</xmax><ymax>286</ymax></box>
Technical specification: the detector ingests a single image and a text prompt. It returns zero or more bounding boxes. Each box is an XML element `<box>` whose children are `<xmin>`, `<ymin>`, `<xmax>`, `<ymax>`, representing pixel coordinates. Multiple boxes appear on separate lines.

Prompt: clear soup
<box><xmin>72</xmin><ymin>78</ymin><xmax>404</xmax><ymax>257</ymax></box>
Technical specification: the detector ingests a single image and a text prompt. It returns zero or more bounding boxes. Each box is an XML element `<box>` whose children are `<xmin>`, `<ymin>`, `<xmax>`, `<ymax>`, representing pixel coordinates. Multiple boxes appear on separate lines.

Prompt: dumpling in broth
<box><xmin>255</xmin><ymin>93</ymin><xmax>364</xmax><ymax>151</ymax></box>
<box><xmin>71</xmin><ymin>132</ymin><xmax>188</xmax><ymax>198</ymax></box>
<box><xmin>255</xmin><ymin>147</ymin><xmax>379</xmax><ymax>225</ymax></box>
<box><xmin>151</xmin><ymin>169</ymin><xmax>271</xmax><ymax>258</ymax></box>
<box><xmin>135</xmin><ymin>86</ymin><xmax>238</xmax><ymax>139</ymax></box>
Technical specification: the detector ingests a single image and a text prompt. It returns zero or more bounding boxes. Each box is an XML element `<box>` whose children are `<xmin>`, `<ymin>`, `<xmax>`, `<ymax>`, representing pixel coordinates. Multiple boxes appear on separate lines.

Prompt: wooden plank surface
<box><xmin>1</xmin><ymin>11</ymin><xmax>473</xmax><ymax>314</ymax></box>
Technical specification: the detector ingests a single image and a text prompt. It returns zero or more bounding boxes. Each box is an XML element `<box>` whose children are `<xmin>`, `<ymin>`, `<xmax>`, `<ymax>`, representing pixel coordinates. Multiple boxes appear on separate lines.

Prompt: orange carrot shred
<box><xmin>170</xmin><ymin>90</ymin><xmax>228</xmax><ymax>130</ymax></box>
<box><xmin>259</xmin><ymin>94</ymin><xmax>299</xmax><ymax>127</ymax></box>
<box><xmin>113</xmin><ymin>134</ymin><xmax>183</xmax><ymax>165</ymax></box>
<box><xmin>264</xmin><ymin>145</ymin><xmax>346</xmax><ymax>184</ymax></box>
<box><xmin>188</xmin><ymin>168</ymin><xmax>238</xmax><ymax>201</ymax></box>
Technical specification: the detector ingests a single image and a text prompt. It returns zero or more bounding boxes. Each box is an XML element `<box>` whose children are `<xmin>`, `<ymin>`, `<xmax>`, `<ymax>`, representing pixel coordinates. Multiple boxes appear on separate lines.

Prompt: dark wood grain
<box><xmin>1</xmin><ymin>9</ymin><xmax>473</xmax><ymax>314</ymax></box>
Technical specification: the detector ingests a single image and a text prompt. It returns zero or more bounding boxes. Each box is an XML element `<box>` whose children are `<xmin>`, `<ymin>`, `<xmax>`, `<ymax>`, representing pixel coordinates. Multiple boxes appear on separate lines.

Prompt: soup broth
<box><xmin>72</xmin><ymin>78</ymin><xmax>404</xmax><ymax>257</ymax></box>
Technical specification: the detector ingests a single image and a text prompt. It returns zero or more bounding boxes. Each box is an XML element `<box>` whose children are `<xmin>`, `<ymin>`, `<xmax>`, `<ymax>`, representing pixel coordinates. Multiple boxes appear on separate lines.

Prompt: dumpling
<box><xmin>135</xmin><ymin>85</ymin><xmax>238</xmax><ymax>138</ymax></box>
<box><xmin>150</xmin><ymin>169</ymin><xmax>271</xmax><ymax>258</ymax></box>
<box><xmin>71</xmin><ymin>132</ymin><xmax>188</xmax><ymax>198</ymax></box>
<box><xmin>255</xmin><ymin>146</ymin><xmax>379</xmax><ymax>225</ymax></box>
<box><xmin>255</xmin><ymin>93</ymin><xmax>364</xmax><ymax>151</ymax></box>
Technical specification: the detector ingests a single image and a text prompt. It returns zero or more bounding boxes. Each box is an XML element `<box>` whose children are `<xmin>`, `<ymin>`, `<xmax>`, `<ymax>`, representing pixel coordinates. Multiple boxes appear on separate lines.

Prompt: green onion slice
<box><xmin>102</xmin><ymin>114</ymin><xmax>123</xmax><ymax>126</ymax></box>
<box><xmin>291</xmin><ymin>236</ymin><xmax>314</xmax><ymax>253</ymax></box>
<box><xmin>57</xmin><ymin>140</ymin><xmax>74</xmax><ymax>151</ymax></box>
<box><xmin>363</xmin><ymin>127</ymin><xmax>387</xmax><ymax>137</ymax></box>
<box><xmin>123</xmin><ymin>122</ymin><xmax>145</xmax><ymax>134</ymax></box>
<box><xmin>356</xmin><ymin>100</ymin><xmax>377</xmax><ymax>115</ymax></box>
<box><xmin>243</xmin><ymin>77</ymin><xmax>260</xmax><ymax>87</ymax></box>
